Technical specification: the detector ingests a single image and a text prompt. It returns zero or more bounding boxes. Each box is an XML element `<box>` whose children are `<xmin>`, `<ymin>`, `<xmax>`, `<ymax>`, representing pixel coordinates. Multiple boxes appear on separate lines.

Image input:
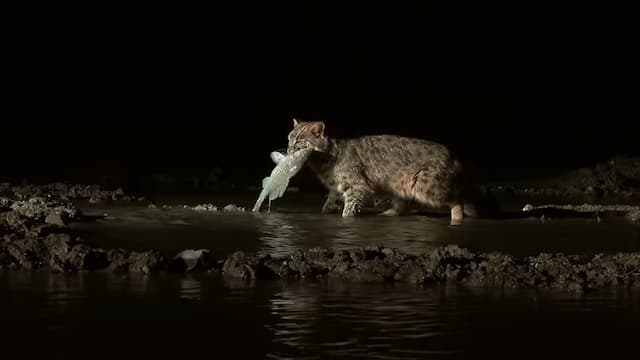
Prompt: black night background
<box><xmin>1</xmin><ymin>3</ymin><xmax>639</xmax><ymax>360</ymax></box>
<box><xmin>3</xmin><ymin>3</ymin><xmax>637</xmax><ymax>190</ymax></box>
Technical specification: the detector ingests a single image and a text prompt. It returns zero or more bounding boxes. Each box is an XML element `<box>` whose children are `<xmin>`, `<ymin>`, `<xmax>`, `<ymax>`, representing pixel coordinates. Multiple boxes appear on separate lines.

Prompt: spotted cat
<box><xmin>287</xmin><ymin>119</ymin><xmax>470</xmax><ymax>223</ymax></box>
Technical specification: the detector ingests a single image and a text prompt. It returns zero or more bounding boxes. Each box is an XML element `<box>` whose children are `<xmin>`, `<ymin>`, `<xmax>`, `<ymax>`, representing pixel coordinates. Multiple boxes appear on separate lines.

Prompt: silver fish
<box><xmin>252</xmin><ymin>148</ymin><xmax>313</xmax><ymax>212</ymax></box>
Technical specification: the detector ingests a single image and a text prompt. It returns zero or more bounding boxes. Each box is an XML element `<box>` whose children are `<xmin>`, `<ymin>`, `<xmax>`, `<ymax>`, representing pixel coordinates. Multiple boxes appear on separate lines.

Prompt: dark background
<box><xmin>3</xmin><ymin>3</ymin><xmax>637</xmax><ymax>190</ymax></box>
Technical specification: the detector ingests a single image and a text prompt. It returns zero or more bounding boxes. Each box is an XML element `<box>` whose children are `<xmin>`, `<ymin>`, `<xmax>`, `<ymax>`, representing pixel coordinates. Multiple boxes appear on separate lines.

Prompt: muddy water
<box><xmin>3</xmin><ymin>193</ymin><xmax>640</xmax><ymax>359</ymax></box>
<box><xmin>72</xmin><ymin>193</ymin><xmax>640</xmax><ymax>258</ymax></box>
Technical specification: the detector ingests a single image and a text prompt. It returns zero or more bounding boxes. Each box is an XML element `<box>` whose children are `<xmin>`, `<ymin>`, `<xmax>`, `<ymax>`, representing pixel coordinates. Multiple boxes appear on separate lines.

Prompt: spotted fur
<box><xmin>287</xmin><ymin>119</ymin><xmax>467</xmax><ymax>222</ymax></box>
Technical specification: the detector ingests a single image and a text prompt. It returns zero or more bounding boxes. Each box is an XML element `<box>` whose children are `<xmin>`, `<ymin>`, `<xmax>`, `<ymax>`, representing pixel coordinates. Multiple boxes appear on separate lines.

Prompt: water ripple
<box><xmin>265</xmin><ymin>285</ymin><xmax>459</xmax><ymax>359</ymax></box>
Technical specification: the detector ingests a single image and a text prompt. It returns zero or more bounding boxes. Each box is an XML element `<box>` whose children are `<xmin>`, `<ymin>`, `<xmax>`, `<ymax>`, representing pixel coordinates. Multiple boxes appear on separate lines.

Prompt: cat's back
<box><xmin>342</xmin><ymin>134</ymin><xmax>455</xmax><ymax>165</ymax></box>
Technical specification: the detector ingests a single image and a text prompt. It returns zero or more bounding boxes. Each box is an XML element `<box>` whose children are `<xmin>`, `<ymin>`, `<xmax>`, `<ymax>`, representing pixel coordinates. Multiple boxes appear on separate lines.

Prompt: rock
<box><xmin>114</xmin><ymin>187</ymin><xmax>125</xmax><ymax>197</ymax></box>
<box><xmin>66</xmin><ymin>244</ymin><xmax>109</xmax><ymax>271</ymax></box>
<box><xmin>492</xmin><ymin>156</ymin><xmax>640</xmax><ymax>201</ymax></box>
<box><xmin>12</xmin><ymin>198</ymin><xmax>77</xmax><ymax>220</ymax></box>
<box><xmin>128</xmin><ymin>251</ymin><xmax>165</xmax><ymax>273</ymax></box>
<box><xmin>10</xmin><ymin>197</ymin><xmax>50</xmax><ymax>220</ymax></box>
<box><xmin>44</xmin><ymin>213</ymin><xmax>66</xmax><ymax>226</ymax></box>
<box><xmin>170</xmin><ymin>249</ymin><xmax>214</xmax><ymax>272</ymax></box>
<box><xmin>0</xmin><ymin>237</ymin><xmax>639</xmax><ymax>291</ymax></box>
<box><xmin>107</xmin><ymin>248</ymin><xmax>131</xmax><ymax>272</ymax></box>
<box><xmin>193</xmin><ymin>203</ymin><xmax>217</xmax><ymax>212</ymax></box>
<box><xmin>223</xmin><ymin>204</ymin><xmax>245</xmax><ymax>212</ymax></box>
<box><xmin>1</xmin><ymin>182</ymin><xmax>128</xmax><ymax>202</ymax></box>
<box><xmin>394</xmin><ymin>260</ymin><xmax>425</xmax><ymax>283</ymax></box>
<box><xmin>222</xmin><ymin>251</ymin><xmax>256</xmax><ymax>279</ymax></box>
<box><xmin>222</xmin><ymin>252</ymin><xmax>276</xmax><ymax>279</ymax></box>
<box><xmin>0</xmin><ymin>197</ymin><xmax>11</xmax><ymax>209</ymax></box>
<box><xmin>0</xmin><ymin>211</ymin><xmax>28</xmax><ymax>233</ymax></box>
<box><xmin>1</xmin><ymin>233</ymin><xmax>74</xmax><ymax>271</ymax></box>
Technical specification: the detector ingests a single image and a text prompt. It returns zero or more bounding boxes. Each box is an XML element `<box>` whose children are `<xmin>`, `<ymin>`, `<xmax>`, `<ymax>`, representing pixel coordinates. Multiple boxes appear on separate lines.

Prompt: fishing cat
<box><xmin>287</xmin><ymin>119</ymin><xmax>470</xmax><ymax>223</ymax></box>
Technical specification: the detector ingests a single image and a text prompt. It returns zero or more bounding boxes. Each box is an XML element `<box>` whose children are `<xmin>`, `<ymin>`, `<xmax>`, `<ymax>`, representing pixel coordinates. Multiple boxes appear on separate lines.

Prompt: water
<box><xmin>71</xmin><ymin>193</ymin><xmax>640</xmax><ymax>258</ymax></box>
<box><xmin>4</xmin><ymin>193</ymin><xmax>640</xmax><ymax>359</ymax></box>
<box><xmin>1</xmin><ymin>272</ymin><xmax>638</xmax><ymax>359</ymax></box>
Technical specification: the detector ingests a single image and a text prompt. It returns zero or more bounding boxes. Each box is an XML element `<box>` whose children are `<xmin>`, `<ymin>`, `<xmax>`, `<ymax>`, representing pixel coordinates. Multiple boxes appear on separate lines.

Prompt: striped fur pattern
<box><xmin>287</xmin><ymin>119</ymin><xmax>467</xmax><ymax>222</ymax></box>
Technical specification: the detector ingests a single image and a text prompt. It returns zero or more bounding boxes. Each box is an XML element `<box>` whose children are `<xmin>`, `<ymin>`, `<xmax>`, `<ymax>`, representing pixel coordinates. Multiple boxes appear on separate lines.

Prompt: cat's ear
<box><xmin>309</xmin><ymin>121</ymin><xmax>325</xmax><ymax>137</ymax></box>
<box><xmin>292</xmin><ymin>118</ymin><xmax>300</xmax><ymax>127</ymax></box>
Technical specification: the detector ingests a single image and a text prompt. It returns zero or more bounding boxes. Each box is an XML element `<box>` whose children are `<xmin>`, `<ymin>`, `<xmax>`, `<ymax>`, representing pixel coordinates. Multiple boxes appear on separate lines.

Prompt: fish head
<box><xmin>270</xmin><ymin>151</ymin><xmax>286</xmax><ymax>164</ymax></box>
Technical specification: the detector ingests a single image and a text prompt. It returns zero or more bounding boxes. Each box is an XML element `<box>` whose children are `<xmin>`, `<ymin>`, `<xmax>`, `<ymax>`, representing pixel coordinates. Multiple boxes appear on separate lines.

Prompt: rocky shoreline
<box><xmin>485</xmin><ymin>156</ymin><xmax>640</xmax><ymax>201</ymax></box>
<box><xmin>1</xmin><ymin>186</ymin><xmax>639</xmax><ymax>293</ymax></box>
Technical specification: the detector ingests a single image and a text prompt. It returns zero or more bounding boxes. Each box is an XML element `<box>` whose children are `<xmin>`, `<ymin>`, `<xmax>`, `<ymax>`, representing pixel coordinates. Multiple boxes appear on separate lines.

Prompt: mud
<box><xmin>1</xmin><ymin>197</ymin><xmax>78</xmax><ymax>238</ymax></box>
<box><xmin>522</xmin><ymin>203</ymin><xmax>640</xmax><ymax>222</ymax></box>
<box><xmin>486</xmin><ymin>156</ymin><xmax>640</xmax><ymax>201</ymax></box>
<box><xmin>2</xmin><ymin>180</ymin><xmax>640</xmax><ymax>293</ymax></box>
<box><xmin>0</xmin><ymin>182</ymin><xmax>132</xmax><ymax>202</ymax></box>
<box><xmin>146</xmin><ymin>203</ymin><xmax>246</xmax><ymax>212</ymax></box>
<box><xmin>221</xmin><ymin>246</ymin><xmax>640</xmax><ymax>292</ymax></box>
<box><xmin>2</xmin><ymin>196</ymin><xmax>639</xmax><ymax>292</ymax></box>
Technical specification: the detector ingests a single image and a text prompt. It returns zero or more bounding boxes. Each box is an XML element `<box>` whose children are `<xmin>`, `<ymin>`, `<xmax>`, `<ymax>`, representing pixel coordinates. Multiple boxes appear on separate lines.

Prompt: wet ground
<box><xmin>3</xmin><ymin>190</ymin><xmax>640</xmax><ymax>358</ymax></box>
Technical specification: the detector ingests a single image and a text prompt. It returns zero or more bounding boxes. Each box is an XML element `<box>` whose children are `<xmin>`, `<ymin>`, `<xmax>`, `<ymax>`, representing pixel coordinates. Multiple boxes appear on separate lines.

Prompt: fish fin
<box><xmin>270</xmin><ymin>151</ymin><xmax>286</xmax><ymax>164</ymax></box>
<box><xmin>269</xmin><ymin>180</ymin><xmax>290</xmax><ymax>201</ymax></box>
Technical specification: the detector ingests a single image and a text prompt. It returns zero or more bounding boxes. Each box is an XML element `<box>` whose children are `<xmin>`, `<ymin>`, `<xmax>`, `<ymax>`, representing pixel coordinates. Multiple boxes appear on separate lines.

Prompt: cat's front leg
<box><xmin>321</xmin><ymin>191</ymin><xmax>343</xmax><ymax>214</ymax></box>
<box><xmin>341</xmin><ymin>187</ymin><xmax>370</xmax><ymax>217</ymax></box>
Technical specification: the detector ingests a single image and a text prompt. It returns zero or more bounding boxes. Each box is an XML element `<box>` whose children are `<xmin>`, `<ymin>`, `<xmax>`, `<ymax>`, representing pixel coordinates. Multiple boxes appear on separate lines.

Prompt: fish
<box><xmin>252</xmin><ymin>148</ymin><xmax>313</xmax><ymax>212</ymax></box>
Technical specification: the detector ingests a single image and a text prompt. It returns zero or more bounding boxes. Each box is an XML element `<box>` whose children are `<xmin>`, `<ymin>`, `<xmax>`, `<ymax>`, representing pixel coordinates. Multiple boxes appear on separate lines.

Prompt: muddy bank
<box><xmin>3</xmin><ymin>235</ymin><xmax>639</xmax><ymax>293</ymax></box>
<box><xmin>486</xmin><ymin>156</ymin><xmax>640</xmax><ymax>201</ymax></box>
<box><xmin>522</xmin><ymin>203</ymin><xmax>640</xmax><ymax>222</ymax></box>
<box><xmin>147</xmin><ymin>203</ymin><xmax>247</xmax><ymax>212</ymax></box>
<box><xmin>2</xmin><ymin>196</ymin><xmax>640</xmax><ymax>293</ymax></box>
<box><xmin>0</xmin><ymin>182</ymin><xmax>140</xmax><ymax>203</ymax></box>
<box><xmin>224</xmin><ymin>246</ymin><xmax>640</xmax><ymax>292</ymax></box>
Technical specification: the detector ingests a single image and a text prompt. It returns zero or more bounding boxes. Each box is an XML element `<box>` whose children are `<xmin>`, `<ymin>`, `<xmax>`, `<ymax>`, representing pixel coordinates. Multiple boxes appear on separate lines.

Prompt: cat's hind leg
<box><xmin>450</xmin><ymin>202</ymin><xmax>464</xmax><ymax>225</ymax></box>
<box><xmin>405</xmin><ymin>168</ymin><xmax>464</xmax><ymax>224</ymax></box>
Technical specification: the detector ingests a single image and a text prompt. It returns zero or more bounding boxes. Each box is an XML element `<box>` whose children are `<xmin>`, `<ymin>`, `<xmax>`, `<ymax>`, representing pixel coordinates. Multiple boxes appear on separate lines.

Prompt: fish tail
<box><xmin>252</xmin><ymin>190</ymin><xmax>268</xmax><ymax>212</ymax></box>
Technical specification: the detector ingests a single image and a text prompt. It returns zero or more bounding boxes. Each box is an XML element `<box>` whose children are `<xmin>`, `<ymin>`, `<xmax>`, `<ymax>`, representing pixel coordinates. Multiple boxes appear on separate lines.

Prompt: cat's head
<box><xmin>287</xmin><ymin>119</ymin><xmax>330</xmax><ymax>154</ymax></box>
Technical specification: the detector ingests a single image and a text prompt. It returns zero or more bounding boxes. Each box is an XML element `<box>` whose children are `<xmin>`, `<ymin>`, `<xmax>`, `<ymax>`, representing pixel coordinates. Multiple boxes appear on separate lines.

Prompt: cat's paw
<box><xmin>341</xmin><ymin>202</ymin><xmax>361</xmax><ymax>217</ymax></box>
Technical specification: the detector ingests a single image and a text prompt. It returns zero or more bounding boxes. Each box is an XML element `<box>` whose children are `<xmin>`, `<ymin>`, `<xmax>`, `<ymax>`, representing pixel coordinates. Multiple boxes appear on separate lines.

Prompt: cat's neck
<box><xmin>308</xmin><ymin>138</ymin><xmax>341</xmax><ymax>171</ymax></box>
<box><xmin>325</xmin><ymin>138</ymin><xmax>342</xmax><ymax>157</ymax></box>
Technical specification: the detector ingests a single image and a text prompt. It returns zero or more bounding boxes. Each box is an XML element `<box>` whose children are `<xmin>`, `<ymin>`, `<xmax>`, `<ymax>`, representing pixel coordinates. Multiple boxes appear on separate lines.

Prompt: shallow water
<box><xmin>72</xmin><ymin>193</ymin><xmax>640</xmax><ymax>258</ymax></box>
<box><xmin>5</xmin><ymin>192</ymin><xmax>640</xmax><ymax>359</ymax></box>
<box><xmin>1</xmin><ymin>272</ymin><xmax>638</xmax><ymax>359</ymax></box>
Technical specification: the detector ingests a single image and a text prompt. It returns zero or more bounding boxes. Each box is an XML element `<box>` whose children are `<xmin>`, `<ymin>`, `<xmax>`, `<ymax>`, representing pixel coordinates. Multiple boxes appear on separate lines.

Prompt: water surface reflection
<box><xmin>1</xmin><ymin>272</ymin><xmax>638</xmax><ymax>359</ymax></box>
